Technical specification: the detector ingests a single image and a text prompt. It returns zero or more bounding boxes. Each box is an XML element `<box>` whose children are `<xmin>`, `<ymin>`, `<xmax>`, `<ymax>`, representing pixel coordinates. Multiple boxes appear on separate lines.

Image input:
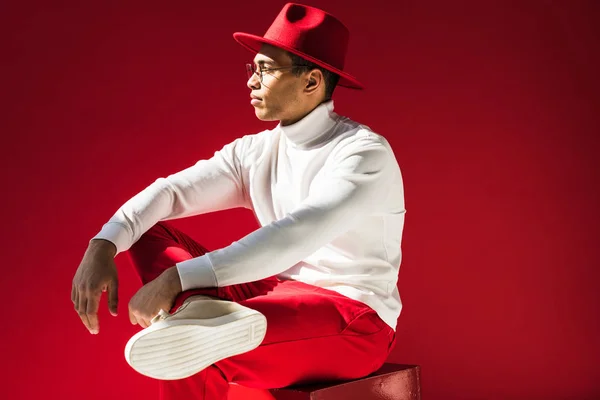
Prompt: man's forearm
<box><xmin>91</xmin><ymin>140</ymin><xmax>250</xmax><ymax>256</ymax></box>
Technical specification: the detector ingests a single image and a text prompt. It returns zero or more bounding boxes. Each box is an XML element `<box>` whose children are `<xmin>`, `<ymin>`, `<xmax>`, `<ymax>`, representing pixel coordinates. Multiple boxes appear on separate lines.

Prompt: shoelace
<box><xmin>150</xmin><ymin>309</ymin><xmax>170</xmax><ymax>325</ymax></box>
<box><xmin>148</xmin><ymin>298</ymin><xmax>198</xmax><ymax>325</ymax></box>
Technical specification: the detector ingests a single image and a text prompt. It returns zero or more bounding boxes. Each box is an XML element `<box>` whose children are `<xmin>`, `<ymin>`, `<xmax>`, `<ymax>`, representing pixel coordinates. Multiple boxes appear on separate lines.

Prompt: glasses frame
<box><xmin>246</xmin><ymin>63</ymin><xmax>313</xmax><ymax>83</ymax></box>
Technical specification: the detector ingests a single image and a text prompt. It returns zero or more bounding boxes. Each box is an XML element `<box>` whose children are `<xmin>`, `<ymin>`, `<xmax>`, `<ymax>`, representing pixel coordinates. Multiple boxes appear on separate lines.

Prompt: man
<box><xmin>71</xmin><ymin>3</ymin><xmax>406</xmax><ymax>399</ymax></box>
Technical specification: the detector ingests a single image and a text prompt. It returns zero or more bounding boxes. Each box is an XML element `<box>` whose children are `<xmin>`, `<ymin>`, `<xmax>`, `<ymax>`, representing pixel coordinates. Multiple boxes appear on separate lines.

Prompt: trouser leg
<box><xmin>163</xmin><ymin>281</ymin><xmax>395</xmax><ymax>398</ymax></box>
<box><xmin>126</xmin><ymin>221</ymin><xmax>395</xmax><ymax>399</ymax></box>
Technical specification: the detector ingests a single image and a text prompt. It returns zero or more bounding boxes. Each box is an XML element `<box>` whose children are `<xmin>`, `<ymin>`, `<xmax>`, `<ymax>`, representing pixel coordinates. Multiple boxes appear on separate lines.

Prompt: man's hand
<box><xmin>72</xmin><ymin>239</ymin><xmax>119</xmax><ymax>335</ymax></box>
<box><xmin>128</xmin><ymin>266</ymin><xmax>182</xmax><ymax>328</ymax></box>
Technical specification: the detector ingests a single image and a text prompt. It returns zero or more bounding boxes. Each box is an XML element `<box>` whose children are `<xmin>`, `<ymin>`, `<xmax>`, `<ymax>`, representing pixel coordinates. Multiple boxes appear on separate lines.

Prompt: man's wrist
<box><xmin>163</xmin><ymin>266</ymin><xmax>183</xmax><ymax>294</ymax></box>
<box><xmin>88</xmin><ymin>238</ymin><xmax>117</xmax><ymax>258</ymax></box>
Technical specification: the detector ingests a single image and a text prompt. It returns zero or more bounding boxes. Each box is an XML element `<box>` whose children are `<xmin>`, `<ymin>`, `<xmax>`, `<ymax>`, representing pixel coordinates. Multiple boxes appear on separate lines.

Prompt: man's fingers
<box><xmin>107</xmin><ymin>279</ymin><xmax>119</xmax><ymax>317</ymax></box>
<box><xmin>129</xmin><ymin>308</ymin><xmax>137</xmax><ymax>325</ymax></box>
<box><xmin>73</xmin><ymin>286</ymin><xmax>79</xmax><ymax>310</ymax></box>
<box><xmin>128</xmin><ymin>307</ymin><xmax>150</xmax><ymax>328</ymax></box>
<box><xmin>86</xmin><ymin>291</ymin><xmax>101</xmax><ymax>334</ymax></box>
<box><xmin>77</xmin><ymin>295</ymin><xmax>91</xmax><ymax>332</ymax></box>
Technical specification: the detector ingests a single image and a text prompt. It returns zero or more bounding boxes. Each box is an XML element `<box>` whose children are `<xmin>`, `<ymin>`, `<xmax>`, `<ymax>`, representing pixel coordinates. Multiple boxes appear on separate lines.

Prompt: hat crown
<box><xmin>264</xmin><ymin>3</ymin><xmax>349</xmax><ymax>70</ymax></box>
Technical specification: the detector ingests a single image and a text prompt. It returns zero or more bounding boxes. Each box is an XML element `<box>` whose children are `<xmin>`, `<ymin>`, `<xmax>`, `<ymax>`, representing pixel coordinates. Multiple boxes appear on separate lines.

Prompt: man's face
<box><xmin>247</xmin><ymin>44</ymin><xmax>308</xmax><ymax>125</ymax></box>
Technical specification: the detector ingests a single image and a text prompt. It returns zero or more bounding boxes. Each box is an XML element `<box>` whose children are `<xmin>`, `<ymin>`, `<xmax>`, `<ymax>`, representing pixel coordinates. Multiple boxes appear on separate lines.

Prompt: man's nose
<box><xmin>247</xmin><ymin>73</ymin><xmax>260</xmax><ymax>90</ymax></box>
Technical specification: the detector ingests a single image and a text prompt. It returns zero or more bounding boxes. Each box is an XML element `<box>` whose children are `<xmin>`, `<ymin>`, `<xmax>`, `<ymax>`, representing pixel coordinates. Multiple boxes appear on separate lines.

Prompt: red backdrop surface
<box><xmin>1</xmin><ymin>1</ymin><xmax>599</xmax><ymax>399</ymax></box>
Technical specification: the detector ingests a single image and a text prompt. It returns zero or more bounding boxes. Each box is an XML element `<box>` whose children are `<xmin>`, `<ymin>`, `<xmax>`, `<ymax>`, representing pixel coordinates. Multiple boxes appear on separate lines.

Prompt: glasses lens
<box><xmin>246</xmin><ymin>64</ymin><xmax>254</xmax><ymax>80</ymax></box>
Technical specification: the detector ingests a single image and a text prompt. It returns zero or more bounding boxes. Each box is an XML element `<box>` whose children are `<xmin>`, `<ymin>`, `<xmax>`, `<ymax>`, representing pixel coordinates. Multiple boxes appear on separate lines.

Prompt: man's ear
<box><xmin>306</xmin><ymin>70</ymin><xmax>322</xmax><ymax>90</ymax></box>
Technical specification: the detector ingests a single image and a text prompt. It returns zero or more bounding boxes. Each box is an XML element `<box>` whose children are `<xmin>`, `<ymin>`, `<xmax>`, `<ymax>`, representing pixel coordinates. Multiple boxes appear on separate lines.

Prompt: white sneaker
<box><xmin>124</xmin><ymin>295</ymin><xmax>267</xmax><ymax>380</ymax></box>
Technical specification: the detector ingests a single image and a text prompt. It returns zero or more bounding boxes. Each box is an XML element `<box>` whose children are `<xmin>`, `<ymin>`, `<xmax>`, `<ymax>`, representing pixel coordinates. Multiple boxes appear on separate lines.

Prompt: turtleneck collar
<box><xmin>276</xmin><ymin>100</ymin><xmax>338</xmax><ymax>150</ymax></box>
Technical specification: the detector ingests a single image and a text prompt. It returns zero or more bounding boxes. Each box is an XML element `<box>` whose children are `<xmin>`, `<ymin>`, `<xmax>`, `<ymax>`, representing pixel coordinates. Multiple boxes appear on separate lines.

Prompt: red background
<box><xmin>2</xmin><ymin>1</ymin><xmax>599</xmax><ymax>399</ymax></box>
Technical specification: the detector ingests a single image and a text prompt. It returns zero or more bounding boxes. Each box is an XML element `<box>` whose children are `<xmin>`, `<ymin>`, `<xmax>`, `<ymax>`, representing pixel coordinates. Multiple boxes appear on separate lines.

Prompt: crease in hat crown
<box><xmin>233</xmin><ymin>3</ymin><xmax>364</xmax><ymax>90</ymax></box>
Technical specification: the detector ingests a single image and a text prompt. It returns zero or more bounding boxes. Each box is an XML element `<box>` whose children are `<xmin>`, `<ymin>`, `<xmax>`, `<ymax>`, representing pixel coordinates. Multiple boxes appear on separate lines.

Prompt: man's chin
<box><xmin>254</xmin><ymin>109</ymin><xmax>277</xmax><ymax>122</ymax></box>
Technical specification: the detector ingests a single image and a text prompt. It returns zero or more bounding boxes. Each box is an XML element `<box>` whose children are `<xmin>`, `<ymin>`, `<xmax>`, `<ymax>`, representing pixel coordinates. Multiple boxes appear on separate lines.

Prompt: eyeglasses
<box><xmin>245</xmin><ymin>63</ymin><xmax>311</xmax><ymax>83</ymax></box>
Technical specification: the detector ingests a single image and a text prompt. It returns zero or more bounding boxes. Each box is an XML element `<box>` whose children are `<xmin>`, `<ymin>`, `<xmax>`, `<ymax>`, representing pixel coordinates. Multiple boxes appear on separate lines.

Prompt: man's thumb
<box><xmin>108</xmin><ymin>279</ymin><xmax>119</xmax><ymax>316</ymax></box>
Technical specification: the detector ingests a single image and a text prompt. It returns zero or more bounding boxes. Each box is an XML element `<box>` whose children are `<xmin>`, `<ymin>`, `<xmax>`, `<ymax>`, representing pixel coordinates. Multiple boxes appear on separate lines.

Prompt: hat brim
<box><xmin>233</xmin><ymin>32</ymin><xmax>365</xmax><ymax>90</ymax></box>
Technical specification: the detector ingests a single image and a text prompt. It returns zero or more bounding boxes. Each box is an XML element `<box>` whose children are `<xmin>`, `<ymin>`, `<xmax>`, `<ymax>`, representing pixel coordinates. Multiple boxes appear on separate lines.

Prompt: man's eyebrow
<box><xmin>254</xmin><ymin>59</ymin><xmax>276</xmax><ymax>66</ymax></box>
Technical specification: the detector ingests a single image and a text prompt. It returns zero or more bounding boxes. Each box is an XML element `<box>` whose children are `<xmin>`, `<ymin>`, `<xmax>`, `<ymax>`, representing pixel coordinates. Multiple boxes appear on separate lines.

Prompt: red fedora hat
<box><xmin>233</xmin><ymin>3</ymin><xmax>364</xmax><ymax>90</ymax></box>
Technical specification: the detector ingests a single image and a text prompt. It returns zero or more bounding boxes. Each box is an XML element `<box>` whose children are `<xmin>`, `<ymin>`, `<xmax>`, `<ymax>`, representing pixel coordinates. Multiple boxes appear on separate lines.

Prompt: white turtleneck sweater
<box><xmin>92</xmin><ymin>100</ymin><xmax>406</xmax><ymax>330</ymax></box>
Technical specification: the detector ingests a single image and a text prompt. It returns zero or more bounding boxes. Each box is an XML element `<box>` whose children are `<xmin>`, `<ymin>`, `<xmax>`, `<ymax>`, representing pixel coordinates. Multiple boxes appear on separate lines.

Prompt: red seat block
<box><xmin>228</xmin><ymin>364</ymin><xmax>421</xmax><ymax>400</ymax></box>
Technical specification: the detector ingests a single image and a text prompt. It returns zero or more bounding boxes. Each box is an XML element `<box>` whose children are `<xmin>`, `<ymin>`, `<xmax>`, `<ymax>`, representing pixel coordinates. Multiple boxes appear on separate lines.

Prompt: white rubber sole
<box><xmin>124</xmin><ymin>308</ymin><xmax>267</xmax><ymax>380</ymax></box>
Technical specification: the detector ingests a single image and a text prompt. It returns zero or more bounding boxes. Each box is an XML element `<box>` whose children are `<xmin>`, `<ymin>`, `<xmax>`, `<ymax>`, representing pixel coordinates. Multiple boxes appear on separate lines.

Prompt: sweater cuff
<box><xmin>176</xmin><ymin>254</ymin><xmax>218</xmax><ymax>291</ymax></box>
<box><xmin>90</xmin><ymin>222</ymin><xmax>132</xmax><ymax>256</ymax></box>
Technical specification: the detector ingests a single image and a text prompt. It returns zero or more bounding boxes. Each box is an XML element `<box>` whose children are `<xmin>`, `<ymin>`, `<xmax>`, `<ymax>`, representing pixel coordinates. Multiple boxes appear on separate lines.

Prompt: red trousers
<box><xmin>126</xmin><ymin>221</ymin><xmax>396</xmax><ymax>400</ymax></box>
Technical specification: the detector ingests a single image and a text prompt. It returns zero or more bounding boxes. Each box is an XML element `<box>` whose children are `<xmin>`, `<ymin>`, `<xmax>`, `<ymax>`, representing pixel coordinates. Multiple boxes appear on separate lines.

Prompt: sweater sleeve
<box><xmin>176</xmin><ymin>136</ymin><xmax>394</xmax><ymax>290</ymax></box>
<box><xmin>91</xmin><ymin>136</ymin><xmax>250</xmax><ymax>256</ymax></box>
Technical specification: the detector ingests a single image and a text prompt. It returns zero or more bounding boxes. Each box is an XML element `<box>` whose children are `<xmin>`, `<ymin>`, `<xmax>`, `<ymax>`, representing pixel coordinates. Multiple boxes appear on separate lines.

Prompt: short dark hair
<box><xmin>286</xmin><ymin>51</ymin><xmax>340</xmax><ymax>101</ymax></box>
